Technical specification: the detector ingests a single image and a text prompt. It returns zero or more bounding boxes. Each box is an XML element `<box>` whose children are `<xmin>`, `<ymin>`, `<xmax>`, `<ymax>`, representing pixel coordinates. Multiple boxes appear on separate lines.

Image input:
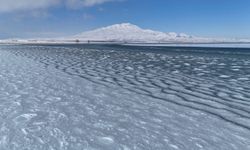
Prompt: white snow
<box><xmin>72</xmin><ymin>23</ymin><xmax>250</xmax><ymax>43</ymax></box>
<box><xmin>0</xmin><ymin>45</ymin><xmax>249</xmax><ymax>149</ymax></box>
<box><xmin>1</xmin><ymin>23</ymin><xmax>250</xmax><ymax>44</ymax></box>
<box><xmin>73</xmin><ymin>23</ymin><xmax>196</xmax><ymax>43</ymax></box>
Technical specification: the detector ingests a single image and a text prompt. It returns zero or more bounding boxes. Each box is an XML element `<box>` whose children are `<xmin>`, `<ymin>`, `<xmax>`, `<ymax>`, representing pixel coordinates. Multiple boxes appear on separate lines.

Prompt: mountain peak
<box><xmin>74</xmin><ymin>23</ymin><xmax>194</xmax><ymax>42</ymax></box>
<box><xmin>111</xmin><ymin>23</ymin><xmax>138</xmax><ymax>27</ymax></box>
<box><xmin>100</xmin><ymin>23</ymin><xmax>141</xmax><ymax>31</ymax></box>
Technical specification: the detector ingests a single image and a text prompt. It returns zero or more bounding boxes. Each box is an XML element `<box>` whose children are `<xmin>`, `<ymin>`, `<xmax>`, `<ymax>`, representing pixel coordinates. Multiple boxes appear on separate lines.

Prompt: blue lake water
<box><xmin>0</xmin><ymin>44</ymin><xmax>250</xmax><ymax>150</ymax></box>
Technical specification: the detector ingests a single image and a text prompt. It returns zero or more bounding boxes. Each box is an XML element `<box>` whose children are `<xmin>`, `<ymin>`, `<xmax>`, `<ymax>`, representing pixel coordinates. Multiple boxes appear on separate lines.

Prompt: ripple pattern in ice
<box><xmin>0</xmin><ymin>45</ymin><xmax>250</xmax><ymax>150</ymax></box>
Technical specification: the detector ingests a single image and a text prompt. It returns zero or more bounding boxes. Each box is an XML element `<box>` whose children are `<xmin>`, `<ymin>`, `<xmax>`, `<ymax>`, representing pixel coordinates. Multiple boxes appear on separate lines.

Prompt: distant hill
<box><xmin>1</xmin><ymin>23</ymin><xmax>250</xmax><ymax>44</ymax></box>
<box><xmin>73</xmin><ymin>23</ymin><xmax>196</xmax><ymax>43</ymax></box>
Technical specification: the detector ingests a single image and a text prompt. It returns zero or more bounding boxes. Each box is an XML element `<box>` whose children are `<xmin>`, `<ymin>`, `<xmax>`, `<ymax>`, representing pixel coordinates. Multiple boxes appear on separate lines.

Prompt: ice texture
<box><xmin>0</xmin><ymin>44</ymin><xmax>250</xmax><ymax>150</ymax></box>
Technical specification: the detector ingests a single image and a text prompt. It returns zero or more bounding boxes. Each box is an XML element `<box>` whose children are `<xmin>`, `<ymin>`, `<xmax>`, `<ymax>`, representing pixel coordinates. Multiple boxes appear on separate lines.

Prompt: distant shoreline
<box><xmin>1</xmin><ymin>41</ymin><xmax>250</xmax><ymax>48</ymax></box>
<box><xmin>1</xmin><ymin>40</ymin><xmax>250</xmax><ymax>44</ymax></box>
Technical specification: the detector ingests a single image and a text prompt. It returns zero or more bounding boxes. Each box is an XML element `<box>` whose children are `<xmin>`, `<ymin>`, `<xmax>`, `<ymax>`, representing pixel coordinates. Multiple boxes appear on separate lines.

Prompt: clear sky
<box><xmin>0</xmin><ymin>0</ymin><xmax>250</xmax><ymax>39</ymax></box>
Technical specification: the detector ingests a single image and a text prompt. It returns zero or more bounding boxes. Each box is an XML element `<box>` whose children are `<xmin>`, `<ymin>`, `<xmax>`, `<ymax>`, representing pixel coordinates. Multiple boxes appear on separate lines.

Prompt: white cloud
<box><xmin>83</xmin><ymin>0</ymin><xmax>115</xmax><ymax>6</ymax></box>
<box><xmin>0</xmin><ymin>0</ymin><xmax>118</xmax><ymax>13</ymax></box>
<box><xmin>66</xmin><ymin>0</ymin><xmax>116</xmax><ymax>8</ymax></box>
<box><xmin>0</xmin><ymin>0</ymin><xmax>59</xmax><ymax>12</ymax></box>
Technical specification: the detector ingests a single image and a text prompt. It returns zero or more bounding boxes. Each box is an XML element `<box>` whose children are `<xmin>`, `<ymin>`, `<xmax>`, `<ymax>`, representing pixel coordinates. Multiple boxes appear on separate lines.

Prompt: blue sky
<box><xmin>0</xmin><ymin>0</ymin><xmax>250</xmax><ymax>39</ymax></box>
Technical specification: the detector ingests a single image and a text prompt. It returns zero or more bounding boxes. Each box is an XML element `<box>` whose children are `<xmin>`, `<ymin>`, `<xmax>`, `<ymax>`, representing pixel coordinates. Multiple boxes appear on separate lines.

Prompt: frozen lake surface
<box><xmin>0</xmin><ymin>44</ymin><xmax>250</xmax><ymax>150</ymax></box>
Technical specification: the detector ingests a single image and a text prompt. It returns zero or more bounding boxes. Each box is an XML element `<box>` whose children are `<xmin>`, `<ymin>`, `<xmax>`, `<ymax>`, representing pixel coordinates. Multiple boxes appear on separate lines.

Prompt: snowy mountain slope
<box><xmin>1</xmin><ymin>23</ymin><xmax>250</xmax><ymax>44</ymax></box>
<box><xmin>73</xmin><ymin>23</ymin><xmax>195</xmax><ymax>42</ymax></box>
<box><xmin>73</xmin><ymin>23</ymin><xmax>250</xmax><ymax>43</ymax></box>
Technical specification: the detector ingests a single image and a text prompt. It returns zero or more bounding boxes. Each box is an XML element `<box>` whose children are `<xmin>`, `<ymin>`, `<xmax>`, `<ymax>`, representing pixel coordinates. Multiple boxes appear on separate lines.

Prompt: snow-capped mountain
<box><xmin>73</xmin><ymin>23</ymin><xmax>195</xmax><ymax>43</ymax></box>
<box><xmin>72</xmin><ymin>23</ymin><xmax>250</xmax><ymax>43</ymax></box>
<box><xmin>1</xmin><ymin>23</ymin><xmax>250</xmax><ymax>44</ymax></box>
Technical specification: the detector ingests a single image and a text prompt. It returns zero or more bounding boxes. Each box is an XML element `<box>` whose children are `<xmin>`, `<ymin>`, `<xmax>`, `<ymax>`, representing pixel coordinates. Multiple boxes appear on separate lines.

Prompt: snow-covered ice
<box><xmin>0</xmin><ymin>44</ymin><xmax>250</xmax><ymax>150</ymax></box>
